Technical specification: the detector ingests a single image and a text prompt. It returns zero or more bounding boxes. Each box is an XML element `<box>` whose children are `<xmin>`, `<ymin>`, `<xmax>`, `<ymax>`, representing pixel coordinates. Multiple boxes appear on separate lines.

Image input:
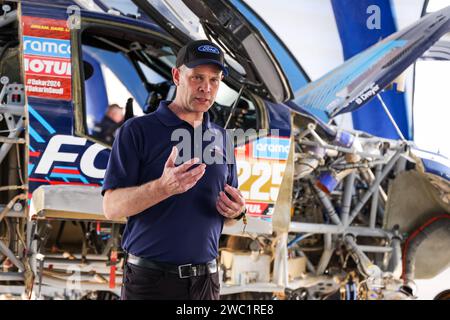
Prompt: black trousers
<box><xmin>121</xmin><ymin>262</ymin><xmax>220</xmax><ymax>300</ymax></box>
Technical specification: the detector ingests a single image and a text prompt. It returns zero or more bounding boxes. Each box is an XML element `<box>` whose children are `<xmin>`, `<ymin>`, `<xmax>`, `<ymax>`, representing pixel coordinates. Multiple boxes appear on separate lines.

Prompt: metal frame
<box><xmin>220</xmin><ymin>135</ymin><xmax>404</xmax><ymax>295</ymax></box>
<box><xmin>277</xmin><ymin>120</ymin><xmax>411</xmax><ymax>297</ymax></box>
<box><xmin>0</xmin><ymin>73</ymin><xmax>27</xmax><ymax>292</ymax></box>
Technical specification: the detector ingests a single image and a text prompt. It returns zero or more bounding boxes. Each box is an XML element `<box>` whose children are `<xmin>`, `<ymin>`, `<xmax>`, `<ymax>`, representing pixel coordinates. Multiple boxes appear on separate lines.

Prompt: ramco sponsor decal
<box><xmin>252</xmin><ymin>136</ymin><xmax>290</xmax><ymax>160</ymax></box>
<box><xmin>23</xmin><ymin>36</ymin><xmax>71</xmax><ymax>58</ymax></box>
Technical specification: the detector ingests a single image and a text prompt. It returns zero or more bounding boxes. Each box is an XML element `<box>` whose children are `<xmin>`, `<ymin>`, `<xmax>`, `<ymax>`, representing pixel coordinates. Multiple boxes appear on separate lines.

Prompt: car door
<box><xmin>133</xmin><ymin>0</ymin><xmax>309</xmax><ymax>103</ymax></box>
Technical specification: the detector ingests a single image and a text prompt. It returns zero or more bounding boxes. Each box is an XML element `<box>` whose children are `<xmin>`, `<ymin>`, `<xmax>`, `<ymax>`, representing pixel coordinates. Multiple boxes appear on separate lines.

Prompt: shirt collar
<box><xmin>155</xmin><ymin>100</ymin><xmax>212</xmax><ymax>129</ymax></box>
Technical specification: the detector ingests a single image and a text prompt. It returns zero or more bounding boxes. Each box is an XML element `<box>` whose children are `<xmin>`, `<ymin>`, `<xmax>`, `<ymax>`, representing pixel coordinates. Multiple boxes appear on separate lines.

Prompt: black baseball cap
<box><xmin>176</xmin><ymin>39</ymin><xmax>228</xmax><ymax>76</ymax></box>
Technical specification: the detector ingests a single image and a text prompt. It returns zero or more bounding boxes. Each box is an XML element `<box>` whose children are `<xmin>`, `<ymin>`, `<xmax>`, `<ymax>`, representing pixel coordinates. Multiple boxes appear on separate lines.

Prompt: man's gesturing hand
<box><xmin>159</xmin><ymin>146</ymin><xmax>206</xmax><ymax>197</ymax></box>
<box><xmin>216</xmin><ymin>184</ymin><xmax>246</xmax><ymax>219</ymax></box>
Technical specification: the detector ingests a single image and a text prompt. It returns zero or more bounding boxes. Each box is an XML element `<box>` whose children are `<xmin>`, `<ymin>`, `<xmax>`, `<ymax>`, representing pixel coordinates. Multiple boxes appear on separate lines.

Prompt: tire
<box><xmin>434</xmin><ymin>289</ymin><xmax>450</xmax><ymax>300</ymax></box>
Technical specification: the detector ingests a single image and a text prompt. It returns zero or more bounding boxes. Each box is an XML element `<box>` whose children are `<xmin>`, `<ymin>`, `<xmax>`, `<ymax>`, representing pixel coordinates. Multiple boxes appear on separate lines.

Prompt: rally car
<box><xmin>0</xmin><ymin>0</ymin><xmax>449</xmax><ymax>300</ymax></box>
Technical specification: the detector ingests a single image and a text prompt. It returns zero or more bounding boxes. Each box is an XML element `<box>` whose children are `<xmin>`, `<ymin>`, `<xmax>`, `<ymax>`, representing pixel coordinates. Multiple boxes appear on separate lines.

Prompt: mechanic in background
<box><xmin>102</xmin><ymin>40</ymin><xmax>247</xmax><ymax>300</ymax></box>
<box><xmin>92</xmin><ymin>103</ymin><xmax>124</xmax><ymax>144</ymax></box>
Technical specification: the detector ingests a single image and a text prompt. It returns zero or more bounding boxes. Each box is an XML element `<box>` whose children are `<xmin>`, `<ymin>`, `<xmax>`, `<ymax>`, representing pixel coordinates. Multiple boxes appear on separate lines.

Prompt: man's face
<box><xmin>107</xmin><ymin>106</ymin><xmax>124</xmax><ymax>123</ymax></box>
<box><xmin>172</xmin><ymin>64</ymin><xmax>223</xmax><ymax>113</ymax></box>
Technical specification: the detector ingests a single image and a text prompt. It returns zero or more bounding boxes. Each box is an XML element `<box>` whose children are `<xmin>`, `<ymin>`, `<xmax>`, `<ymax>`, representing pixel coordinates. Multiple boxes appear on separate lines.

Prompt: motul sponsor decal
<box><xmin>24</xmin><ymin>56</ymin><xmax>71</xmax><ymax>77</ymax></box>
<box><xmin>245</xmin><ymin>202</ymin><xmax>270</xmax><ymax>216</ymax></box>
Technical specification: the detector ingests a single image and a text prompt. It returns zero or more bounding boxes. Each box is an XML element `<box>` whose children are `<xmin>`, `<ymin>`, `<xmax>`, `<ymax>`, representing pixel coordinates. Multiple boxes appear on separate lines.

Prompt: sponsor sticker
<box><xmin>23</xmin><ymin>36</ymin><xmax>71</xmax><ymax>59</ymax></box>
<box><xmin>22</xmin><ymin>16</ymin><xmax>70</xmax><ymax>40</ymax></box>
<box><xmin>24</xmin><ymin>56</ymin><xmax>71</xmax><ymax>77</ymax></box>
<box><xmin>252</xmin><ymin>136</ymin><xmax>290</xmax><ymax>160</ymax></box>
<box><xmin>235</xmin><ymin>136</ymin><xmax>290</xmax><ymax>220</ymax></box>
<box><xmin>22</xmin><ymin>16</ymin><xmax>71</xmax><ymax>100</ymax></box>
<box><xmin>354</xmin><ymin>83</ymin><xmax>380</xmax><ymax>105</ymax></box>
<box><xmin>245</xmin><ymin>202</ymin><xmax>270</xmax><ymax>216</ymax></box>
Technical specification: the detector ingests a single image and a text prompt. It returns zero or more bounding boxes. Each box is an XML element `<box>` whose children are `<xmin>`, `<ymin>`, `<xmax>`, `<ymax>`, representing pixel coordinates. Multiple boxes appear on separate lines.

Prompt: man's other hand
<box><xmin>216</xmin><ymin>184</ymin><xmax>246</xmax><ymax>219</ymax></box>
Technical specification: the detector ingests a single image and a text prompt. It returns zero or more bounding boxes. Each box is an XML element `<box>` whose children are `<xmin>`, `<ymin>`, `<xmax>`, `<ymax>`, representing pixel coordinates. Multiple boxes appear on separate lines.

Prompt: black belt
<box><xmin>127</xmin><ymin>253</ymin><xmax>218</xmax><ymax>279</ymax></box>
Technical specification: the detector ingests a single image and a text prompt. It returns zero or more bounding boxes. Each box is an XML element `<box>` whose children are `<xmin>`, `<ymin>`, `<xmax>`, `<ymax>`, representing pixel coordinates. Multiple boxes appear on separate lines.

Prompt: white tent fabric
<box><xmin>246</xmin><ymin>0</ymin><xmax>450</xmax><ymax>159</ymax></box>
<box><xmin>245</xmin><ymin>0</ymin><xmax>424</xmax><ymax>80</ymax></box>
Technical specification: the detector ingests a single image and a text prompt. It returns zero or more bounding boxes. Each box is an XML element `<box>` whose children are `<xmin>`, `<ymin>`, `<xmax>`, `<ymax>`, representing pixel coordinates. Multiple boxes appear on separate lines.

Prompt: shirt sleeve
<box><xmin>225</xmin><ymin>130</ymin><xmax>238</xmax><ymax>189</ymax></box>
<box><xmin>102</xmin><ymin>121</ymin><xmax>141</xmax><ymax>196</ymax></box>
<box><xmin>227</xmin><ymin>161</ymin><xmax>238</xmax><ymax>189</ymax></box>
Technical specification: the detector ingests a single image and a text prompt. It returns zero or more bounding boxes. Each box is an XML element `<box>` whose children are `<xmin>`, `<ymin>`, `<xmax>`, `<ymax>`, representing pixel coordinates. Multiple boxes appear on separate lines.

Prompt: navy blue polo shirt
<box><xmin>102</xmin><ymin>101</ymin><xmax>238</xmax><ymax>264</ymax></box>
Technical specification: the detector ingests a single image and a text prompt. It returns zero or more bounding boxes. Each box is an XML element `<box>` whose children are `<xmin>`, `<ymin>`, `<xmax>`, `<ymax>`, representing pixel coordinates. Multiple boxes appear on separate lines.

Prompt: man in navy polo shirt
<box><xmin>102</xmin><ymin>39</ymin><xmax>246</xmax><ymax>300</ymax></box>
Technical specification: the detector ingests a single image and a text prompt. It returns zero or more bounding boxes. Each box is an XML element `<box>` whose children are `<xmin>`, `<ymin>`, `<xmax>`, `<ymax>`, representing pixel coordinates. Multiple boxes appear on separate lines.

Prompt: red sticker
<box><xmin>22</xmin><ymin>16</ymin><xmax>72</xmax><ymax>100</ymax></box>
<box><xmin>24</xmin><ymin>55</ymin><xmax>71</xmax><ymax>78</ymax></box>
<box><xmin>25</xmin><ymin>75</ymin><xmax>72</xmax><ymax>100</ymax></box>
<box><xmin>245</xmin><ymin>202</ymin><xmax>270</xmax><ymax>216</ymax></box>
<box><xmin>22</xmin><ymin>16</ymin><xmax>70</xmax><ymax>40</ymax></box>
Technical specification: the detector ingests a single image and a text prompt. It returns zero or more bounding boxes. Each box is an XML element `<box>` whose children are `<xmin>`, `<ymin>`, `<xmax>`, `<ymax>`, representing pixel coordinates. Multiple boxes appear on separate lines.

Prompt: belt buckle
<box><xmin>178</xmin><ymin>264</ymin><xmax>193</xmax><ymax>278</ymax></box>
<box><xmin>207</xmin><ymin>261</ymin><xmax>217</xmax><ymax>274</ymax></box>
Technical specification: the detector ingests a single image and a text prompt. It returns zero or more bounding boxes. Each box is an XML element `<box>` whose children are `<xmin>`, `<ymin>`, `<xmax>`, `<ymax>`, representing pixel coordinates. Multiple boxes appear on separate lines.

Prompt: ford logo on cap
<box><xmin>197</xmin><ymin>45</ymin><xmax>220</xmax><ymax>54</ymax></box>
